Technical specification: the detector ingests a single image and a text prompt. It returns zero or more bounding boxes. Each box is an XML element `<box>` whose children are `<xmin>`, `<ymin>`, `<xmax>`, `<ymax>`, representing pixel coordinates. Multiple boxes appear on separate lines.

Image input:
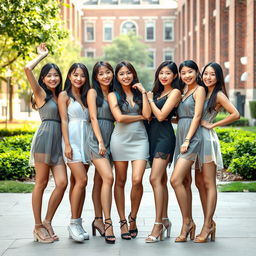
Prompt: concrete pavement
<box><xmin>0</xmin><ymin>164</ymin><xmax>256</xmax><ymax>256</ymax></box>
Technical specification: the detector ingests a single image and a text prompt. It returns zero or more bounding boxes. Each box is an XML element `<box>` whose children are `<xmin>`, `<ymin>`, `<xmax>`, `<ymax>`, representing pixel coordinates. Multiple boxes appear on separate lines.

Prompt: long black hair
<box><xmin>202</xmin><ymin>62</ymin><xmax>228</xmax><ymax>113</ymax></box>
<box><xmin>152</xmin><ymin>61</ymin><xmax>180</xmax><ymax>99</ymax></box>
<box><xmin>113</xmin><ymin>61</ymin><xmax>142</xmax><ymax>109</ymax></box>
<box><xmin>64</xmin><ymin>63</ymin><xmax>90</xmax><ymax>107</ymax></box>
<box><xmin>92</xmin><ymin>61</ymin><xmax>114</xmax><ymax>107</ymax></box>
<box><xmin>31</xmin><ymin>63</ymin><xmax>62</xmax><ymax>109</ymax></box>
<box><xmin>178</xmin><ymin>60</ymin><xmax>206</xmax><ymax>93</ymax></box>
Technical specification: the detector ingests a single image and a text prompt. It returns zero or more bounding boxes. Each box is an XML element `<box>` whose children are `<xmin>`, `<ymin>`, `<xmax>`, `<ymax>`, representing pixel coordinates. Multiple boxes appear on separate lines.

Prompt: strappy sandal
<box><xmin>92</xmin><ymin>217</ymin><xmax>105</xmax><ymax>237</ymax></box>
<box><xmin>33</xmin><ymin>224</ymin><xmax>54</xmax><ymax>244</ymax></box>
<box><xmin>104</xmin><ymin>218</ymin><xmax>116</xmax><ymax>244</ymax></box>
<box><xmin>42</xmin><ymin>220</ymin><xmax>59</xmax><ymax>241</ymax></box>
<box><xmin>119</xmin><ymin>219</ymin><xmax>131</xmax><ymax>240</ymax></box>
<box><xmin>128</xmin><ymin>213</ymin><xmax>138</xmax><ymax>239</ymax></box>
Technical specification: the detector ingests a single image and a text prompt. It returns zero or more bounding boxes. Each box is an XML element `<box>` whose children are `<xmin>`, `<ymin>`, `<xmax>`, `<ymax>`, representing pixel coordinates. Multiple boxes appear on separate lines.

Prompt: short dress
<box><xmin>148</xmin><ymin>95</ymin><xmax>176</xmax><ymax>166</ymax></box>
<box><xmin>62</xmin><ymin>98</ymin><xmax>89</xmax><ymax>164</ymax></box>
<box><xmin>174</xmin><ymin>92</ymin><xmax>202</xmax><ymax>167</ymax></box>
<box><xmin>200</xmin><ymin>99</ymin><xmax>223</xmax><ymax>170</ymax></box>
<box><xmin>110</xmin><ymin>102</ymin><xmax>149</xmax><ymax>161</ymax></box>
<box><xmin>86</xmin><ymin>99</ymin><xmax>115</xmax><ymax>161</ymax></box>
<box><xmin>29</xmin><ymin>98</ymin><xmax>64</xmax><ymax>167</ymax></box>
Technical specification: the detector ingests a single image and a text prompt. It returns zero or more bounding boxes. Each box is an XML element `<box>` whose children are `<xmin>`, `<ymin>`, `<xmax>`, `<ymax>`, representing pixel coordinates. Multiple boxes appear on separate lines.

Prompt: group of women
<box><xmin>24</xmin><ymin>43</ymin><xmax>240</xmax><ymax>245</ymax></box>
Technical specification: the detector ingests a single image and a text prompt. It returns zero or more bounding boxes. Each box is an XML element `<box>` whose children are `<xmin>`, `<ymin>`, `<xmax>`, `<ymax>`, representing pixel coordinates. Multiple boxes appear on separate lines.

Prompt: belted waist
<box><xmin>42</xmin><ymin>119</ymin><xmax>61</xmax><ymax>123</ymax></box>
<box><xmin>151</xmin><ymin>116</ymin><xmax>169</xmax><ymax>122</ymax></box>
<box><xmin>97</xmin><ymin>117</ymin><xmax>114</xmax><ymax>122</ymax></box>
<box><xmin>179</xmin><ymin>116</ymin><xmax>193</xmax><ymax>119</ymax></box>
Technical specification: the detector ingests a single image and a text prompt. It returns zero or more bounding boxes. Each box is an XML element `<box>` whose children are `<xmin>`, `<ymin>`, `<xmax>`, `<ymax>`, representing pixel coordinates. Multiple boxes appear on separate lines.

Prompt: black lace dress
<box><xmin>147</xmin><ymin>95</ymin><xmax>176</xmax><ymax>167</ymax></box>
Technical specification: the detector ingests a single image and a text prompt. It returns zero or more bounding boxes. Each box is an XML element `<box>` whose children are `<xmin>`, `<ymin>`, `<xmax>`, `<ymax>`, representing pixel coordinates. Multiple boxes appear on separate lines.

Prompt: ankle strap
<box><xmin>154</xmin><ymin>222</ymin><xmax>163</xmax><ymax>225</ymax></box>
<box><xmin>162</xmin><ymin>218</ymin><xmax>169</xmax><ymax>220</ymax></box>
<box><xmin>119</xmin><ymin>219</ymin><xmax>128</xmax><ymax>227</ymax></box>
<box><xmin>94</xmin><ymin>217</ymin><xmax>103</xmax><ymax>220</ymax></box>
<box><xmin>128</xmin><ymin>213</ymin><xmax>136</xmax><ymax>223</ymax></box>
<box><xmin>35</xmin><ymin>223</ymin><xmax>43</xmax><ymax>226</ymax></box>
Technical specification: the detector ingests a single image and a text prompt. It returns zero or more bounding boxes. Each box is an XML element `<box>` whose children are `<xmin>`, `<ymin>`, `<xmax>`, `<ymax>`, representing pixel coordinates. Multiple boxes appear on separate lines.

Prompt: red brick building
<box><xmin>175</xmin><ymin>0</ymin><xmax>256</xmax><ymax>119</ymax></box>
<box><xmin>81</xmin><ymin>0</ymin><xmax>177</xmax><ymax>69</ymax></box>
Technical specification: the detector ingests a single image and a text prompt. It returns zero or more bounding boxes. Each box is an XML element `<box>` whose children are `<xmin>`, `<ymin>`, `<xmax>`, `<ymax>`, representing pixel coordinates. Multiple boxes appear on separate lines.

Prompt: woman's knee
<box><xmin>132</xmin><ymin>176</ymin><xmax>143</xmax><ymax>188</ymax></box>
<box><xmin>35</xmin><ymin>179</ymin><xmax>48</xmax><ymax>191</ymax></box>
<box><xmin>150</xmin><ymin>174</ymin><xmax>160</xmax><ymax>187</ymax></box>
<box><xmin>56</xmin><ymin>179</ymin><xmax>68</xmax><ymax>191</ymax></box>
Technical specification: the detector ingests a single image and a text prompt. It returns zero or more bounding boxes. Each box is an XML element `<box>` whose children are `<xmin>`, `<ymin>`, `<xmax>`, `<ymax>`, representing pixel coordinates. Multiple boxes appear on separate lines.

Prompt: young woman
<box><xmin>58</xmin><ymin>63</ymin><xmax>90</xmax><ymax>242</ymax></box>
<box><xmin>193</xmin><ymin>62</ymin><xmax>240</xmax><ymax>243</ymax></box>
<box><xmin>108</xmin><ymin>61</ymin><xmax>151</xmax><ymax>240</ymax></box>
<box><xmin>25</xmin><ymin>43</ymin><xmax>67</xmax><ymax>243</ymax></box>
<box><xmin>145</xmin><ymin>61</ymin><xmax>181</xmax><ymax>243</ymax></box>
<box><xmin>86</xmin><ymin>61</ymin><xmax>116</xmax><ymax>244</ymax></box>
<box><xmin>170</xmin><ymin>60</ymin><xmax>206</xmax><ymax>242</ymax></box>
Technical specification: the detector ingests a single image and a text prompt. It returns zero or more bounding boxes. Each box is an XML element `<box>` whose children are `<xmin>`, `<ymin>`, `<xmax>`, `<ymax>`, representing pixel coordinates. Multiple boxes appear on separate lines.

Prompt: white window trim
<box><xmin>84</xmin><ymin>48</ymin><xmax>96</xmax><ymax>58</ymax></box>
<box><xmin>163</xmin><ymin>21</ymin><xmax>174</xmax><ymax>42</ymax></box>
<box><xmin>145</xmin><ymin>20</ymin><xmax>156</xmax><ymax>42</ymax></box>
<box><xmin>84</xmin><ymin>21</ymin><xmax>96</xmax><ymax>42</ymax></box>
<box><xmin>120</xmin><ymin>20</ymin><xmax>139</xmax><ymax>36</ymax></box>
<box><xmin>103</xmin><ymin>22</ymin><xmax>114</xmax><ymax>42</ymax></box>
<box><xmin>147</xmin><ymin>48</ymin><xmax>156</xmax><ymax>70</ymax></box>
<box><xmin>163</xmin><ymin>48</ymin><xmax>174</xmax><ymax>62</ymax></box>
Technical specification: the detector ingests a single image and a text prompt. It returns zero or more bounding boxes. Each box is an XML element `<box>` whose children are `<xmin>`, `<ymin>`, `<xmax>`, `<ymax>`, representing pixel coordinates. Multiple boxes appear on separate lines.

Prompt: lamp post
<box><xmin>5</xmin><ymin>68</ymin><xmax>12</xmax><ymax>129</ymax></box>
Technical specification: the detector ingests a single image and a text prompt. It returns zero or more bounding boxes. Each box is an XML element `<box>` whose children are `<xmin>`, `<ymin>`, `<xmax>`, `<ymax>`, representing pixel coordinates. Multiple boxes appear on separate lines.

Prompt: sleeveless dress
<box><xmin>110</xmin><ymin>102</ymin><xmax>149</xmax><ymax>161</ymax></box>
<box><xmin>29</xmin><ymin>98</ymin><xmax>64</xmax><ymax>167</ymax></box>
<box><xmin>174</xmin><ymin>92</ymin><xmax>202</xmax><ymax>167</ymax></box>
<box><xmin>62</xmin><ymin>98</ymin><xmax>89</xmax><ymax>164</ymax></box>
<box><xmin>200</xmin><ymin>99</ymin><xmax>223</xmax><ymax>170</ymax></box>
<box><xmin>86</xmin><ymin>99</ymin><xmax>115</xmax><ymax>161</ymax></box>
<box><xmin>148</xmin><ymin>95</ymin><xmax>176</xmax><ymax>166</ymax></box>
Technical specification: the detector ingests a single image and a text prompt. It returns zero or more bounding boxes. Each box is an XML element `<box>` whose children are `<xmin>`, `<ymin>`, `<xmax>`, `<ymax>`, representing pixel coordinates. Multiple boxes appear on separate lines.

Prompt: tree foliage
<box><xmin>103</xmin><ymin>33</ymin><xmax>154</xmax><ymax>89</ymax></box>
<box><xmin>0</xmin><ymin>0</ymin><xmax>68</xmax><ymax>73</ymax></box>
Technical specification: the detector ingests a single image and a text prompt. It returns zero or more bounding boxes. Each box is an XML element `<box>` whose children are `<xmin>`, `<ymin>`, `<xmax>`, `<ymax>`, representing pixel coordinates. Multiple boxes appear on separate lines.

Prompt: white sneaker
<box><xmin>77</xmin><ymin>218</ymin><xmax>89</xmax><ymax>240</ymax></box>
<box><xmin>68</xmin><ymin>219</ymin><xmax>84</xmax><ymax>242</ymax></box>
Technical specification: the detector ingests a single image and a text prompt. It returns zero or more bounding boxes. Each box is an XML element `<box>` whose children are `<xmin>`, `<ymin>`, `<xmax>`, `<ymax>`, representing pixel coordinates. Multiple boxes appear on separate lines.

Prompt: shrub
<box><xmin>0</xmin><ymin>134</ymin><xmax>33</xmax><ymax>152</ymax></box>
<box><xmin>0</xmin><ymin>127</ymin><xmax>36</xmax><ymax>137</ymax></box>
<box><xmin>228</xmin><ymin>154</ymin><xmax>256</xmax><ymax>180</ymax></box>
<box><xmin>249</xmin><ymin>101</ymin><xmax>256</xmax><ymax>119</ymax></box>
<box><xmin>0</xmin><ymin>150</ymin><xmax>35</xmax><ymax>180</ymax></box>
<box><xmin>216</xmin><ymin>128</ymin><xmax>256</xmax><ymax>180</ymax></box>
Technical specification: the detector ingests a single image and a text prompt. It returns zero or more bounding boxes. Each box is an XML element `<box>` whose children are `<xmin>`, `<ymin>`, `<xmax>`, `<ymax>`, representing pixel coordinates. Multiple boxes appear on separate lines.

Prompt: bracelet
<box><xmin>149</xmin><ymin>100</ymin><xmax>154</xmax><ymax>103</ymax></box>
<box><xmin>184</xmin><ymin>138</ymin><xmax>190</xmax><ymax>142</ymax></box>
<box><xmin>142</xmin><ymin>91</ymin><xmax>147</xmax><ymax>95</ymax></box>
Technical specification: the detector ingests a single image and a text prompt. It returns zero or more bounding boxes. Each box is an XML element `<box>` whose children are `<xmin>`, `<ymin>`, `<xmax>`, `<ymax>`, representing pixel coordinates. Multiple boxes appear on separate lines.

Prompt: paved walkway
<box><xmin>0</xmin><ymin>165</ymin><xmax>256</xmax><ymax>256</ymax></box>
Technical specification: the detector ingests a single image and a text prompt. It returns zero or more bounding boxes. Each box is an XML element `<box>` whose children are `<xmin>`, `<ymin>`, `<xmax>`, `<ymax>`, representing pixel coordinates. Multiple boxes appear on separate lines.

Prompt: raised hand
<box><xmin>132</xmin><ymin>83</ymin><xmax>146</xmax><ymax>94</ymax></box>
<box><xmin>37</xmin><ymin>43</ymin><xmax>49</xmax><ymax>57</ymax></box>
<box><xmin>147</xmin><ymin>91</ymin><xmax>154</xmax><ymax>101</ymax></box>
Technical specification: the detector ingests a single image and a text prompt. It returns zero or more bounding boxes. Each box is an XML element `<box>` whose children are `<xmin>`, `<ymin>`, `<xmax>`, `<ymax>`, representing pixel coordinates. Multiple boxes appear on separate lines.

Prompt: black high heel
<box><xmin>104</xmin><ymin>218</ymin><xmax>116</xmax><ymax>244</ymax></box>
<box><xmin>92</xmin><ymin>217</ymin><xmax>105</xmax><ymax>237</ymax></box>
<box><xmin>119</xmin><ymin>219</ymin><xmax>131</xmax><ymax>240</ymax></box>
<box><xmin>128</xmin><ymin>213</ymin><xmax>138</xmax><ymax>239</ymax></box>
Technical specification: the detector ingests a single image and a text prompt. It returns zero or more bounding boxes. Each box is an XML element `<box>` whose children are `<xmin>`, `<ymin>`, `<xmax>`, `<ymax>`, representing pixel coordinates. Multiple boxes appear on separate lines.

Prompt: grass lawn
<box><xmin>218</xmin><ymin>182</ymin><xmax>256</xmax><ymax>192</ymax></box>
<box><xmin>0</xmin><ymin>180</ymin><xmax>34</xmax><ymax>193</ymax></box>
<box><xmin>236</xmin><ymin>126</ymin><xmax>256</xmax><ymax>132</ymax></box>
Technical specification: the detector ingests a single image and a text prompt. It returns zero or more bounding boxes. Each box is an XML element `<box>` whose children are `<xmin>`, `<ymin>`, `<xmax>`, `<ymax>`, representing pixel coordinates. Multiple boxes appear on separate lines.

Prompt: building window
<box><xmin>85</xmin><ymin>22</ymin><xmax>95</xmax><ymax>41</ymax></box>
<box><xmin>163</xmin><ymin>50</ymin><xmax>174</xmax><ymax>61</ymax></box>
<box><xmin>147</xmin><ymin>50</ymin><xmax>155</xmax><ymax>69</ymax></box>
<box><xmin>121</xmin><ymin>21</ymin><xmax>137</xmax><ymax>35</ymax></box>
<box><xmin>103</xmin><ymin>23</ymin><xmax>113</xmax><ymax>41</ymax></box>
<box><xmin>145</xmin><ymin>22</ymin><xmax>155</xmax><ymax>41</ymax></box>
<box><xmin>85</xmin><ymin>49</ymin><xmax>95</xmax><ymax>58</ymax></box>
<box><xmin>164</xmin><ymin>22</ymin><xmax>174</xmax><ymax>41</ymax></box>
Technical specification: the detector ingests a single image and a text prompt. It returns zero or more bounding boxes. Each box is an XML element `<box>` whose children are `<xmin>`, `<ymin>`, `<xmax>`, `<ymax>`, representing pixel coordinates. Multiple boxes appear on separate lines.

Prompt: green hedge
<box><xmin>214</xmin><ymin>113</ymin><xmax>249</xmax><ymax>126</ymax></box>
<box><xmin>0</xmin><ymin>127</ymin><xmax>36</xmax><ymax>137</ymax></box>
<box><xmin>216</xmin><ymin>128</ymin><xmax>256</xmax><ymax>180</ymax></box>
<box><xmin>0</xmin><ymin>134</ymin><xmax>33</xmax><ymax>152</ymax></box>
<box><xmin>0</xmin><ymin>150</ymin><xmax>35</xmax><ymax>180</ymax></box>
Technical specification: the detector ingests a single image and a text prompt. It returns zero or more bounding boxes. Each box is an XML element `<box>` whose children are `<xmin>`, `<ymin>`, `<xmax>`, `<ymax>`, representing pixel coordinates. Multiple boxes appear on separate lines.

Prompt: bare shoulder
<box><xmin>108</xmin><ymin>92</ymin><xmax>116</xmax><ymax>99</ymax></box>
<box><xmin>58</xmin><ymin>91</ymin><xmax>69</xmax><ymax>102</ymax></box>
<box><xmin>171</xmin><ymin>88</ymin><xmax>182</xmax><ymax>97</ymax></box>
<box><xmin>88</xmin><ymin>88</ymin><xmax>97</xmax><ymax>96</ymax></box>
